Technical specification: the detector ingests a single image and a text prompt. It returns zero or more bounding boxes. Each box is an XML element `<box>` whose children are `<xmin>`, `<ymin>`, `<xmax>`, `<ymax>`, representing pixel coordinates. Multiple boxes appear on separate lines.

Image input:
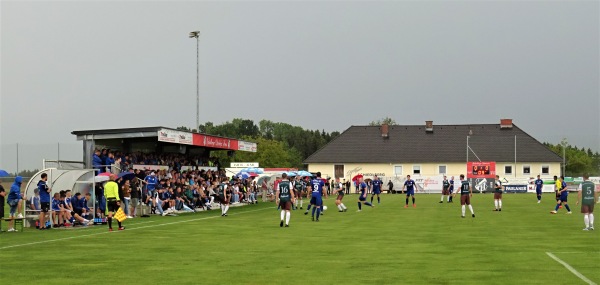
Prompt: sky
<box><xmin>1</xmin><ymin>0</ymin><xmax>599</xmax><ymax>172</ymax></box>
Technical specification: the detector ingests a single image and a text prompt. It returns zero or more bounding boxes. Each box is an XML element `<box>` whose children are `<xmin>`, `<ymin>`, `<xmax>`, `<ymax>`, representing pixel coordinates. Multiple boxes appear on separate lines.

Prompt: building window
<box><xmin>394</xmin><ymin>166</ymin><xmax>403</xmax><ymax>176</ymax></box>
<box><xmin>438</xmin><ymin>165</ymin><xmax>447</xmax><ymax>175</ymax></box>
<box><xmin>413</xmin><ymin>165</ymin><xmax>421</xmax><ymax>175</ymax></box>
<box><xmin>334</xmin><ymin>165</ymin><xmax>344</xmax><ymax>179</ymax></box>
<box><xmin>505</xmin><ymin>165</ymin><xmax>512</xmax><ymax>175</ymax></box>
<box><xmin>541</xmin><ymin>165</ymin><xmax>549</xmax><ymax>175</ymax></box>
<box><xmin>523</xmin><ymin>165</ymin><xmax>531</xmax><ymax>175</ymax></box>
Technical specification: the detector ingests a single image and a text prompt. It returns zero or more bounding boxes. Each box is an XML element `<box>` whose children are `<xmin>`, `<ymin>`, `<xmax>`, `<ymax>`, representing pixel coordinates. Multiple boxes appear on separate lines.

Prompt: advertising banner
<box><xmin>157</xmin><ymin>129</ymin><xmax>193</xmax><ymax>145</ymax></box>
<box><xmin>504</xmin><ymin>185</ymin><xmax>528</xmax><ymax>193</ymax></box>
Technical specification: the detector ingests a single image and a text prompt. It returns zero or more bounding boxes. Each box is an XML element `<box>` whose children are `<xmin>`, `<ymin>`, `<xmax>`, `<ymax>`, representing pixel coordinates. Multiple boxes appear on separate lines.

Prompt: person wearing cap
<box><xmin>104</xmin><ymin>174</ymin><xmax>124</xmax><ymax>231</ymax></box>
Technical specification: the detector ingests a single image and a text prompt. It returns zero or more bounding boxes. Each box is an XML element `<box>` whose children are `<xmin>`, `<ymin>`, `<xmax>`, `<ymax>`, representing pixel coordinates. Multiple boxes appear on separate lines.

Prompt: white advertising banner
<box><xmin>157</xmin><ymin>129</ymin><xmax>193</xmax><ymax>145</ymax></box>
<box><xmin>230</xmin><ymin>162</ymin><xmax>259</xmax><ymax>168</ymax></box>
<box><xmin>238</xmin><ymin>141</ymin><xmax>257</xmax><ymax>152</ymax></box>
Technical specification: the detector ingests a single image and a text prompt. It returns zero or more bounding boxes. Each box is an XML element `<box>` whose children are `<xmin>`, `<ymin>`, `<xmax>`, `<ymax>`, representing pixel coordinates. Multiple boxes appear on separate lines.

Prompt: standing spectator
<box><xmin>130</xmin><ymin>180</ymin><xmax>140</xmax><ymax>218</ymax></box>
<box><xmin>38</xmin><ymin>173</ymin><xmax>52</xmax><ymax>230</ymax></box>
<box><xmin>387</xmin><ymin>180</ymin><xmax>394</xmax><ymax>194</ymax></box>
<box><xmin>105</xmin><ymin>152</ymin><xmax>116</xmax><ymax>173</ymax></box>
<box><xmin>122</xmin><ymin>180</ymin><xmax>132</xmax><ymax>218</ymax></box>
<box><xmin>111</xmin><ymin>156</ymin><xmax>122</xmax><ymax>175</ymax></box>
<box><xmin>0</xmin><ymin>182</ymin><xmax>5</xmax><ymax>232</ymax></box>
<box><xmin>92</xmin><ymin>149</ymin><xmax>103</xmax><ymax>174</ymax></box>
<box><xmin>345</xmin><ymin>179</ymin><xmax>350</xmax><ymax>195</ymax></box>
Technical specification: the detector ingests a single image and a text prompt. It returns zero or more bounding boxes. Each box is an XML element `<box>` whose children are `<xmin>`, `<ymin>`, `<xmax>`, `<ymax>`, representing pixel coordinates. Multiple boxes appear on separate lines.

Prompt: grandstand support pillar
<box><xmin>82</xmin><ymin>139</ymin><xmax>95</xmax><ymax>169</ymax></box>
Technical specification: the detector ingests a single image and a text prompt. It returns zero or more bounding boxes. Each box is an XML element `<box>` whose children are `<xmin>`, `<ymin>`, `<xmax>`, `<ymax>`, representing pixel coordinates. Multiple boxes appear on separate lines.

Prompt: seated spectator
<box><xmin>29</xmin><ymin>189</ymin><xmax>41</xmax><ymax>211</ymax></box>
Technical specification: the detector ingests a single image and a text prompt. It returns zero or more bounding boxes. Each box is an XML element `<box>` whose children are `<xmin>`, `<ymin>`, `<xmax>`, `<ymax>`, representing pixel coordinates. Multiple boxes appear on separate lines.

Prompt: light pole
<box><xmin>561</xmin><ymin>138</ymin><xmax>567</xmax><ymax>176</ymax></box>
<box><xmin>189</xmin><ymin>30</ymin><xmax>200</xmax><ymax>131</ymax></box>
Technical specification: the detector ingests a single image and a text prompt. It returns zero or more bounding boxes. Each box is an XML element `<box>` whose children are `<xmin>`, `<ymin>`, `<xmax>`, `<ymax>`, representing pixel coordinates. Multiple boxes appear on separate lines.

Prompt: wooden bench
<box><xmin>1</xmin><ymin>217</ymin><xmax>25</xmax><ymax>232</ymax></box>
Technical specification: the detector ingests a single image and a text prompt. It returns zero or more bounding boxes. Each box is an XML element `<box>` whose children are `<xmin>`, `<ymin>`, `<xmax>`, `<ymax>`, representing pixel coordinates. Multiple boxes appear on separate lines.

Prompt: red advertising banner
<box><xmin>192</xmin><ymin>134</ymin><xmax>239</xmax><ymax>150</ymax></box>
<box><xmin>467</xmin><ymin>161</ymin><xmax>496</xmax><ymax>179</ymax></box>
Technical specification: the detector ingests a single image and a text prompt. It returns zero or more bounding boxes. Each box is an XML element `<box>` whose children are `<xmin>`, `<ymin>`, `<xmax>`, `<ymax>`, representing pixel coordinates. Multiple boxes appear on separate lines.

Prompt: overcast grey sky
<box><xmin>1</xmin><ymin>1</ymin><xmax>599</xmax><ymax>171</ymax></box>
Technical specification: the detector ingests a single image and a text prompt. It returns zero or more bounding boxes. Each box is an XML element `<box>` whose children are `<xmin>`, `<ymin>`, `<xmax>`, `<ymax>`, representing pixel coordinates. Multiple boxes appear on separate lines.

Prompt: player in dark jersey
<box><xmin>448</xmin><ymin>176</ymin><xmax>455</xmax><ymax>203</ymax></box>
<box><xmin>534</xmin><ymin>175</ymin><xmax>544</xmax><ymax>203</ymax></box>
<box><xmin>293</xmin><ymin>176</ymin><xmax>305</xmax><ymax>210</ymax></box>
<box><xmin>551</xmin><ymin>176</ymin><xmax>572</xmax><ymax>214</ymax></box>
<box><xmin>576</xmin><ymin>174</ymin><xmax>597</xmax><ymax>230</ymax></box>
<box><xmin>370</xmin><ymin>175</ymin><xmax>382</xmax><ymax>205</ymax></box>
<box><xmin>493</xmin><ymin>175</ymin><xmax>504</xmax><ymax>211</ymax></box>
<box><xmin>304</xmin><ymin>172</ymin><xmax>327</xmax><ymax>221</ymax></box>
<box><xmin>459</xmin><ymin>174</ymin><xmax>475</xmax><ymax>218</ymax></box>
<box><xmin>440</xmin><ymin>175</ymin><xmax>450</xmax><ymax>203</ymax></box>
<box><xmin>357</xmin><ymin>178</ymin><xmax>374</xmax><ymax>212</ymax></box>
<box><xmin>276</xmin><ymin>173</ymin><xmax>295</xmax><ymax>227</ymax></box>
<box><xmin>402</xmin><ymin>175</ymin><xmax>417</xmax><ymax>208</ymax></box>
<box><xmin>333</xmin><ymin>178</ymin><xmax>347</xmax><ymax>212</ymax></box>
<box><xmin>218</xmin><ymin>178</ymin><xmax>231</xmax><ymax>217</ymax></box>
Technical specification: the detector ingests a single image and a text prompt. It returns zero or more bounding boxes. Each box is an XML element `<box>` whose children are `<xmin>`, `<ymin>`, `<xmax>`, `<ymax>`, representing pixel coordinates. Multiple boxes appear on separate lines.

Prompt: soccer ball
<box><xmin>323</xmin><ymin>206</ymin><xmax>328</xmax><ymax>211</ymax></box>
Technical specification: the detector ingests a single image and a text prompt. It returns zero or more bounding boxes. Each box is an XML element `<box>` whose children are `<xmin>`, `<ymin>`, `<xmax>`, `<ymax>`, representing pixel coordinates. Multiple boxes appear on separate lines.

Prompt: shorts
<box><xmin>372</xmin><ymin>189</ymin><xmax>381</xmax><ymax>195</ymax></box>
<box><xmin>494</xmin><ymin>192</ymin><xmax>502</xmax><ymax>199</ymax></box>
<box><xmin>460</xmin><ymin>195</ymin><xmax>471</xmax><ymax>205</ymax></box>
<box><xmin>310</xmin><ymin>196</ymin><xmax>322</xmax><ymax>206</ymax></box>
<box><xmin>40</xmin><ymin>202</ymin><xmax>49</xmax><ymax>213</ymax></box>
<box><xmin>406</xmin><ymin>190</ymin><xmax>415</xmax><ymax>196</ymax></box>
<box><xmin>279</xmin><ymin>201</ymin><xmax>292</xmax><ymax>211</ymax></box>
<box><xmin>442</xmin><ymin>189</ymin><xmax>450</xmax><ymax>195</ymax></box>
<box><xmin>107</xmin><ymin>199</ymin><xmax>119</xmax><ymax>212</ymax></box>
<box><xmin>336</xmin><ymin>194</ymin><xmax>344</xmax><ymax>201</ymax></box>
<box><xmin>8</xmin><ymin>199</ymin><xmax>19</xmax><ymax>216</ymax></box>
<box><xmin>581</xmin><ymin>204</ymin><xmax>594</xmax><ymax>214</ymax></box>
<box><xmin>559</xmin><ymin>194</ymin><xmax>568</xmax><ymax>202</ymax></box>
<box><xmin>536</xmin><ymin>189</ymin><xmax>542</xmax><ymax>195</ymax></box>
<box><xmin>220</xmin><ymin>196</ymin><xmax>230</xmax><ymax>205</ymax></box>
<box><xmin>74</xmin><ymin>208</ymin><xmax>83</xmax><ymax>216</ymax></box>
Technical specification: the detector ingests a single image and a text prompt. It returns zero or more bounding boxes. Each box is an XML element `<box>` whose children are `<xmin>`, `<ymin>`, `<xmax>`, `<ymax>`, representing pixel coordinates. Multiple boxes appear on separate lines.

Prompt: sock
<box><xmin>584</xmin><ymin>214</ymin><xmax>590</xmax><ymax>228</ymax></box>
<box><xmin>107</xmin><ymin>217</ymin><xmax>112</xmax><ymax>229</ymax></box>
<box><xmin>358</xmin><ymin>202</ymin><xmax>362</xmax><ymax>210</ymax></box>
<box><xmin>307</xmin><ymin>205</ymin><xmax>312</xmax><ymax>211</ymax></box>
<box><xmin>118</xmin><ymin>221</ymin><xmax>122</xmax><ymax>228</ymax></box>
<box><xmin>378</xmin><ymin>197</ymin><xmax>380</xmax><ymax>203</ymax></box>
<box><xmin>449</xmin><ymin>195</ymin><xmax>453</xmax><ymax>202</ymax></box>
<box><xmin>300</xmin><ymin>200</ymin><xmax>303</xmax><ymax>208</ymax></box>
<box><xmin>312</xmin><ymin>207</ymin><xmax>316</xmax><ymax>217</ymax></box>
<box><xmin>365</xmin><ymin>202</ymin><xmax>373</xmax><ymax>206</ymax></box>
<box><xmin>468</xmin><ymin>205</ymin><xmax>474</xmax><ymax>214</ymax></box>
<box><xmin>441</xmin><ymin>195</ymin><xmax>444</xmax><ymax>202</ymax></box>
<box><xmin>342</xmin><ymin>203</ymin><xmax>347</xmax><ymax>209</ymax></box>
<box><xmin>371</xmin><ymin>196</ymin><xmax>374</xmax><ymax>203</ymax></box>
<box><xmin>316</xmin><ymin>208</ymin><xmax>321</xmax><ymax>219</ymax></box>
<box><xmin>405</xmin><ymin>198</ymin><xmax>409</xmax><ymax>205</ymax></box>
<box><xmin>537</xmin><ymin>195</ymin><xmax>541</xmax><ymax>201</ymax></box>
<box><xmin>494</xmin><ymin>200</ymin><xmax>498</xmax><ymax>209</ymax></box>
<box><xmin>461</xmin><ymin>205</ymin><xmax>465</xmax><ymax>216</ymax></box>
<box><xmin>221</xmin><ymin>205</ymin><xmax>225</xmax><ymax>215</ymax></box>
<box><xmin>280</xmin><ymin>210</ymin><xmax>285</xmax><ymax>221</ymax></box>
<box><xmin>412</xmin><ymin>197</ymin><xmax>415</xmax><ymax>205</ymax></box>
<box><xmin>337</xmin><ymin>204</ymin><xmax>342</xmax><ymax>211</ymax></box>
<box><xmin>285</xmin><ymin>212</ymin><xmax>290</xmax><ymax>225</ymax></box>
<box><xmin>565</xmin><ymin>204</ymin><xmax>571</xmax><ymax>212</ymax></box>
<box><xmin>224</xmin><ymin>205</ymin><xmax>229</xmax><ymax>214</ymax></box>
<box><xmin>554</xmin><ymin>204</ymin><xmax>560</xmax><ymax>211</ymax></box>
<box><xmin>590</xmin><ymin>214</ymin><xmax>594</xmax><ymax>227</ymax></box>
<box><xmin>499</xmin><ymin>200</ymin><xmax>502</xmax><ymax>209</ymax></box>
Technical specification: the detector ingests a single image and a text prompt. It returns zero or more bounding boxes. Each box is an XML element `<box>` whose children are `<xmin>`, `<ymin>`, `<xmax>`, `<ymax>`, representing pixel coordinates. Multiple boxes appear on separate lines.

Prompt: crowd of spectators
<box><xmin>91</xmin><ymin>149</ymin><xmax>260</xmax><ymax>219</ymax></box>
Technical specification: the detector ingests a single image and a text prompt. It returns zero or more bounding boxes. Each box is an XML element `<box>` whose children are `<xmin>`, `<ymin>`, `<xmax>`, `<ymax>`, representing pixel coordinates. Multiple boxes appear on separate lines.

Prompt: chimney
<box><xmin>381</xmin><ymin>124</ymin><xmax>389</xmax><ymax>138</ymax></box>
<box><xmin>425</xmin><ymin>121</ymin><xmax>433</xmax><ymax>132</ymax></box>
<box><xmin>500</xmin><ymin>119</ymin><xmax>513</xmax><ymax>129</ymax></box>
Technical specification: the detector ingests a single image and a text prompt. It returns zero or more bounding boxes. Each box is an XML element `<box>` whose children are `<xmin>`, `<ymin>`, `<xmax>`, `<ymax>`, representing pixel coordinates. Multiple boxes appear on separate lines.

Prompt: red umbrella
<box><xmin>352</xmin><ymin>174</ymin><xmax>363</xmax><ymax>182</ymax></box>
<box><xmin>249</xmin><ymin>172</ymin><xmax>259</xmax><ymax>177</ymax></box>
<box><xmin>98</xmin><ymin>172</ymin><xmax>111</xmax><ymax>177</ymax></box>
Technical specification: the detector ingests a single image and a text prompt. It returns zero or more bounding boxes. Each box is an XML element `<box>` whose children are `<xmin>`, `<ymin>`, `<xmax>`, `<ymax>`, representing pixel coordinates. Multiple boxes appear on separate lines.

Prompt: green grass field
<box><xmin>1</xmin><ymin>193</ymin><xmax>598</xmax><ymax>285</ymax></box>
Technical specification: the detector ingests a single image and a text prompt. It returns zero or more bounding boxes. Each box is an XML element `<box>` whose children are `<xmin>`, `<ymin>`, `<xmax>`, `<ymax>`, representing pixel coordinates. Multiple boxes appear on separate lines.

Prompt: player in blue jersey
<box><xmin>551</xmin><ymin>176</ymin><xmax>572</xmax><ymax>214</ymax></box>
<box><xmin>534</xmin><ymin>175</ymin><xmax>544</xmax><ymax>203</ymax></box>
<box><xmin>305</xmin><ymin>172</ymin><xmax>327</xmax><ymax>221</ymax></box>
<box><xmin>357</xmin><ymin>178</ymin><xmax>374</xmax><ymax>212</ymax></box>
<box><xmin>402</xmin><ymin>175</ymin><xmax>417</xmax><ymax>208</ymax></box>
<box><xmin>370</xmin><ymin>175</ymin><xmax>382</xmax><ymax>204</ymax></box>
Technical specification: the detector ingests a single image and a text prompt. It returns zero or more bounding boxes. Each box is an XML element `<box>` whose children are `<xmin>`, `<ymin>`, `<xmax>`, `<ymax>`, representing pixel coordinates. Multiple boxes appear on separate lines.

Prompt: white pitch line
<box><xmin>0</xmin><ymin>207</ymin><xmax>271</xmax><ymax>250</ymax></box>
<box><xmin>546</xmin><ymin>252</ymin><xmax>597</xmax><ymax>285</ymax></box>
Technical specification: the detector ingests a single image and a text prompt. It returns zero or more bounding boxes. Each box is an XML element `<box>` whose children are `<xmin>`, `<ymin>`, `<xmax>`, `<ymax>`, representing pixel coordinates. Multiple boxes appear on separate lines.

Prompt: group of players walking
<box><xmin>275</xmin><ymin>172</ymin><xmax>598</xmax><ymax>230</ymax></box>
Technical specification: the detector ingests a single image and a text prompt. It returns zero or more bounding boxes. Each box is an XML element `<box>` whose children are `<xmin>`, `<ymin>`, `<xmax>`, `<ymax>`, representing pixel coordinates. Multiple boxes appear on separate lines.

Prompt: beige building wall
<box><xmin>308</xmin><ymin>162</ymin><xmax>561</xmax><ymax>180</ymax></box>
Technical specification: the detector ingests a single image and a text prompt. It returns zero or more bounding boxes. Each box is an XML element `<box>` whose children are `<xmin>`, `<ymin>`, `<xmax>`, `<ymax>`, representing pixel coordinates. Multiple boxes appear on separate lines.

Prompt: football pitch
<box><xmin>1</xmin><ymin>193</ymin><xmax>598</xmax><ymax>285</ymax></box>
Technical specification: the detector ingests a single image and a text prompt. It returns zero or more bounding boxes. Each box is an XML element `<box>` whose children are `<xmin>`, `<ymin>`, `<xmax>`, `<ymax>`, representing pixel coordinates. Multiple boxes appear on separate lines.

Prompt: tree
<box><xmin>369</xmin><ymin>117</ymin><xmax>397</xmax><ymax>126</ymax></box>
